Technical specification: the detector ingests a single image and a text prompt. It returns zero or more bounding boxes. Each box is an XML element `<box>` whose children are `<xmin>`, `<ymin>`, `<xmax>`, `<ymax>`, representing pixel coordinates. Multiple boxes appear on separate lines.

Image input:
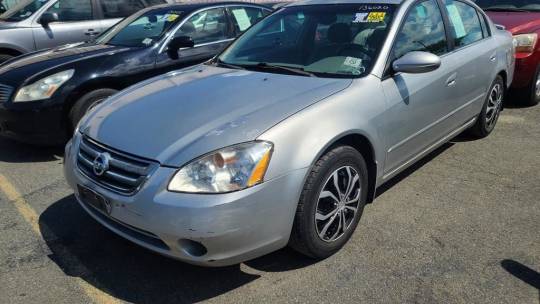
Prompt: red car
<box><xmin>475</xmin><ymin>0</ymin><xmax>540</xmax><ymax>105</ymax></box>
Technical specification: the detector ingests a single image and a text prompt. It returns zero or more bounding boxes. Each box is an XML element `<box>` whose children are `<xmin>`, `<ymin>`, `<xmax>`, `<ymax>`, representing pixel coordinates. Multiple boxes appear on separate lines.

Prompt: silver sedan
<box><xmin>64</xmin><ymin>0</ymin><xmax>514</xmax><ymax>266</ymax></box>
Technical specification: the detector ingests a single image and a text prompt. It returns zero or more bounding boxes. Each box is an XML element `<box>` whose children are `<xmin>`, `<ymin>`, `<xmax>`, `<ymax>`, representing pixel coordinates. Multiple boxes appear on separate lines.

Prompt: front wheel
<box><xmin>289</xmin><ymin>146</ymin><xmax>369</xmax><ymax>259</ymax></box>
<box><xmin>0</xmin><ymin>54</ymin><xmax>14</xmax><ymax>64</ymax></box>
<box><xmin>524</xmin><ymin>64</ymin><xmax>540</xmax><ymax>106</ymax></box>
<box><xmin>468</xmin><ymin>75</ymin><xmax>504</xmax><ymax>139</ymax></box>
<box><xmin>68</xmin><ymin>88</ymin><xmax>118</xmax><ymax>131</ymax></box>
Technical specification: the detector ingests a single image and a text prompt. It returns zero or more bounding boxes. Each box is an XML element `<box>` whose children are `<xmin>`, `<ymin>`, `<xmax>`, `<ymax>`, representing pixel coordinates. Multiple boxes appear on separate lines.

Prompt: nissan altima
<box><xmin>64</xmin><ymin>0</ymin><xmax>514</xmax><ymax>266</ymax></box>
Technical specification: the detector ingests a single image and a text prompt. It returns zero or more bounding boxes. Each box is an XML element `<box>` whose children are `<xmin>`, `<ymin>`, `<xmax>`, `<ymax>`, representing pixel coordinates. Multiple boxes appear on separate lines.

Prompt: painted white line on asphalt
<box><xmin>0</xmin><ymin>174</ymin><xmax>121</xmax><ymax>304</ymax></box>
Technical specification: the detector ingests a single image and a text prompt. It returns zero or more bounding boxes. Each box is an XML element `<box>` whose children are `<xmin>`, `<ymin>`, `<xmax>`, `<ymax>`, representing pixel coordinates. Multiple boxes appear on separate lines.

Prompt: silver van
<box><xmin>0</xmin><ymin>0</ymin><xmax>166</xmax><ymax>63</ymax></box>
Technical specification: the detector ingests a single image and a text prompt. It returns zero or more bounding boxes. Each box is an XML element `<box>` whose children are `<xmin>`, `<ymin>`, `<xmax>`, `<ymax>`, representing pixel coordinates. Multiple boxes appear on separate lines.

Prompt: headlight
<box><xmin>14</xmin><ymin>70</ymin><xmax>74</xmax><ymax>102</ymax></box>
<box><xmin>513</xmin><ymin>33</ymin><xmax>538</xmax><ymax>54</ymax></box>
<box><xmin>168</xmin><ymin>141</ymin><xmax>273</xmax><ymax>193</ymax></box>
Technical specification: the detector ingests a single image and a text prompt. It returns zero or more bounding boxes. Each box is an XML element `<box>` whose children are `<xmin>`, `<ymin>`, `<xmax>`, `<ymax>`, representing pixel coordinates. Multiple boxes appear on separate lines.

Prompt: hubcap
<box><xmin>486</xmin><ymin>83</ymin><xmax>502</xmax><ymax>127</ymax></box>
<box><xmin>315</xmin><ymin>166</ymin><xmax>361</xmax><ymax>243</ymax></box>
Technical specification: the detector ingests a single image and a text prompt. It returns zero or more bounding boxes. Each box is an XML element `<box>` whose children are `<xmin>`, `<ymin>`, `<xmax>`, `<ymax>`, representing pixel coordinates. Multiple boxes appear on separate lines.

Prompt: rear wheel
<box><xmin>0</xmin><ymin>54</ymin><xmax>14</xmax><ymax>64</ymax></box>
<box><xmin>68</xmin><ymin>88</ymin><xmax>118</xmax><ymax>131</ymax></box>
<box><xmin>289</xmin><ymin>146</ymin><xmax>368</xmax><ymax>259</ymax></box>
<box><xmin>468</xmin><ymin>75</ymin><xmax>504</xmax><ymax>138</ymax></box>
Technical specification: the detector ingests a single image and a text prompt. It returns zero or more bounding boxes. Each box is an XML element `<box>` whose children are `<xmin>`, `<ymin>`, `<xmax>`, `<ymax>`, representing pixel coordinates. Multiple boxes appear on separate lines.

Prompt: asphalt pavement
<box><xmin>0</xmin><ymin>99</ymin><xmax>539</xmax><ymax>304</ymax></box>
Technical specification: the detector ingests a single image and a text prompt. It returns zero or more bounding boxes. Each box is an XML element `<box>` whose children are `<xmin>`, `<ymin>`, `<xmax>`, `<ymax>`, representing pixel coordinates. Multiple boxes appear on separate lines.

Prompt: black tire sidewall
<box><xmin>69</xmin><ymin>89</ymin><xmax>118</xmax><ymax>130</ymax></box>
<box><xmin>528</xmin><ymin>64</ymin><xmax>540</xmax><ymax>106</ymax></box>
<box><xmin>0</xmin><ymin>54</ymin><xmax>14</xmax><ymax>64</ymax></box>
<box><xmin>297</xmin><ymin>146</ymin><xmax>368</xmax><ymax>258</ymax></box>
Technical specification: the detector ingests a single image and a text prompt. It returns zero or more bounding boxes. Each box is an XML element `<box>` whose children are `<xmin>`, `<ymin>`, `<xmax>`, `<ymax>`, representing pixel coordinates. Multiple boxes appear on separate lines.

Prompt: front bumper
<box><xmin>0</xmin><ymin>102</ymin><xmax>67</xmax><ymax>145</ymax></box>
<box><xmin>63</xmin><ymin>136</ymin><xmax>308</xmax><ymax>267</ymax></box>
<box><xmin>512</xmin><ymin>51</ymin><xmax>540</xmax><ymax>89</ymax></box>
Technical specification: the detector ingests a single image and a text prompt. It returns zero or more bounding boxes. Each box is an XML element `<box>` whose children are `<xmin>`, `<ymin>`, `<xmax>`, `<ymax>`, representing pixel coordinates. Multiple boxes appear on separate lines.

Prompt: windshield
<box><xmin>217</xmin><ymin>4</ymin><xmax>396</xmax><ymax>78</ymax></box>
<box><xmin>0</xmin><ymin>0</ymin><xmax>49</xmax><ymax>22</ymax></box>
<box><xmin>474</xmin><ymin>0</ymin><xmax>540</xmax><ymax>11</ymax></box>
<box><xmin>96</xmin><ymin>8</ymin><xmax>184</xmax><ymax>47</ymax></box>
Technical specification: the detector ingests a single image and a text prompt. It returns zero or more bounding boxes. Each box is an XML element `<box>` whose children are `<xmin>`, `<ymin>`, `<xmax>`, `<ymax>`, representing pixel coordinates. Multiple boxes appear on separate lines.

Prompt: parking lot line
<box><xmin>0</xmin><ymin>173</ymin><xmax>121</xmax><ymax>304</ymax></box>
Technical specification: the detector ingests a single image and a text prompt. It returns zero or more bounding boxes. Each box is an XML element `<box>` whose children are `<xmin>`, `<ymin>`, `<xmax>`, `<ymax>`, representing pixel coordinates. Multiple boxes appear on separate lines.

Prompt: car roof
<box><xmin>288</xmin><ymin>0</ymin><xmax>403</xmax><ymax>6</ymax></box>
<box><xmin>148</xmin><ymin>1</ymin><xmax>270</xmax><ymax>12</ymax></box>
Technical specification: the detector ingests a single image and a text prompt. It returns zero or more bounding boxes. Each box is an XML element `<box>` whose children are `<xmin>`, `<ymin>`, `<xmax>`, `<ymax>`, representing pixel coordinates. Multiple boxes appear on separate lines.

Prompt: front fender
<box><xmin>259</xmin><ymin>76</ymin><xmax>387</xmax><ymax>185</ymax></box>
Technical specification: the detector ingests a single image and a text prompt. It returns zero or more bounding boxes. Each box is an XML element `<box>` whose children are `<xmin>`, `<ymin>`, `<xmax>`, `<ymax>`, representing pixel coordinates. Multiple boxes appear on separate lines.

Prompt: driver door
<box><xmin>381</xmin><ymin>0</ymin><xmax>459</xmax><ymax>178</ymax></box>
<box><xmin>32</xmin><ymin>0</ymin><xmax>100</xmax><ymax>50</ymax></box>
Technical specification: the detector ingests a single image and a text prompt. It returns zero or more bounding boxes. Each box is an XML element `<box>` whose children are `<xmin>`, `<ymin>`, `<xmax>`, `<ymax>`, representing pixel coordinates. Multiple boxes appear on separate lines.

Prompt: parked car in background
<box><xmin>64</xmin><ymin>0</ymin><xmax>514</xmax><ymax>266</ymax></box>
<box><xmin>475</xmin><ymin>0</ymin><xmax>540</xmax><ymax>105</ymax></box>
<box><xmin>0</xmin><ymin>2</ymin><xmax>272</xmax><ymax>145</ymax></box>
<box><xmin>0</xmin><ymin>0</ymin><xmax>168</xmax><ymax>63</ymax></box>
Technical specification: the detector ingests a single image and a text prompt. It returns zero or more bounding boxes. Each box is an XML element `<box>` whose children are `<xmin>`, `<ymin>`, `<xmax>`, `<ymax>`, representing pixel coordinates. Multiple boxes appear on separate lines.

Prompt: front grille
<box><xmin>0</xmin><ymin>84</ymin><xmax>13</xmax><ymax>103</ymax></box>
<box><xmin>77</xmin><ymin>136</ymin><xmax>158</xmax><ymax>195</ymax></box>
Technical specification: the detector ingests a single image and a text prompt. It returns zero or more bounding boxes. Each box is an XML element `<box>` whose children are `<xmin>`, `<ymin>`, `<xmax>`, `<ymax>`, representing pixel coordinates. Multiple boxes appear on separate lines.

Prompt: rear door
<box><xmin>97</xmin><ymin>0</ymin><xmax>146</xmax><ymax>33</ymax></box>
<box><xmin>381</xmin><ymin>0</ymin><xmax>460</xmax><ymax>177</ymax></box>
<box><xmin>441</xmin><ymin>0</ymin><xmax>497</xmax><ymax>124</ymax></box>
<box><xmin>32</xmin><ymin>0</ymin><xmax>101</xmax><ymax>50</ymax></box>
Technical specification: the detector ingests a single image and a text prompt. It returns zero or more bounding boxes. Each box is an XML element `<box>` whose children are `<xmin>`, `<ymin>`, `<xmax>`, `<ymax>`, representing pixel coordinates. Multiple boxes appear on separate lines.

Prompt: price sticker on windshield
<box><xmin>367</xmin><ymin>12</ymin><xmax>386</xmax><ymax>22</ymax></box>
<box><xmin>353</xmin><ymin>11</ymin><xmax>386</xmax><ymax>23</ymax></box>
<box><xmin>165</xmin><ymin>14</ymin><xmax>179</xmax><ymax>22</ymax></box>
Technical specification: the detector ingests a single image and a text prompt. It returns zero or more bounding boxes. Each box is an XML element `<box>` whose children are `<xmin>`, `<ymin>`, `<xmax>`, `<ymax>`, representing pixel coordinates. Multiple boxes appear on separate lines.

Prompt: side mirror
<box><xmin>495</xmin><ymin>24</ymin><xmax>506</xmax><ymax>31</ymax></box>
<box><xmin>392</xmin><ymin>51</ymin><xmax>441</xmax><ymax>74</ymax></box>
<box><xmin>167</xmin><ymin>36</ymin><xmax>195</xmax><ymax>60</ymax></box>
<box><xmin>40</xmin><ymin>12</ymin><xmax>59</xmax><ymax>27</ymax></box>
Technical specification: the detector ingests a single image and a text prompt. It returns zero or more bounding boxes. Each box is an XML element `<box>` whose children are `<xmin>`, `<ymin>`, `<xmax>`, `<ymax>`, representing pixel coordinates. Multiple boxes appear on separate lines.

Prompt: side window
<box><xmin>175</xmin><ymin>8</ymin><xmax>232</xmax><ymax>45</ymax></box>
<box><xmin>443</xmin><ymin>0</ymin><xmax>483</xmax><ymax>48</ymax></box>
<box><xmin>100</xmin><ymin>0</ymin><xmax>145</xmax><ymax>19</ymax></box>
<box><xmin>45</xmin><ymin>0</ymin><xmax>93</xmax><ymax>21</ymax></box>
<box><xmin>229</xmin><ymin>7</ymin><xmax>269</xmax><ymax>34</ymax></box>
<box><xmin>393</xmin><ymin>0</ymin><xmax>448</xmax><ymax>59</ymax></box>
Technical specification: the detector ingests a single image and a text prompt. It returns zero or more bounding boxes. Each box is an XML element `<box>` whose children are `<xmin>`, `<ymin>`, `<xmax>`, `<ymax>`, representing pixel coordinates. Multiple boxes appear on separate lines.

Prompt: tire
<box><xmin>523</xmin><ymin>64</ymin><xmax>540</xmax><ymax>106</ymax></box>
<box><xmin>68</xmin><ymin>88</ymin><xmax>118</xmax><ymax>131</ymax></box>
<box><xmin>468</xmin><ymin>75</ymin><xmax>504</xmax><ymax>139</ymax></box>
<box><xmin>289</xmin><ymin>145</ymin><xmax>369</xmax><ymax>259</ymax></box>
<box><xmin>0</xmin><ymin>54</ymin><xmax>14</xmax><ymax>64</ymax></box>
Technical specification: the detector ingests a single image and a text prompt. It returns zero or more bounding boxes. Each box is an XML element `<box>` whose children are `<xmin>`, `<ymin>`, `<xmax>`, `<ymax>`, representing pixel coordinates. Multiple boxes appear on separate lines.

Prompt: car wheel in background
<box><xmin>69</xmin><ymin>88</ymin><xmax>118</xmax><ymax>131</ymax></box>
<box><xmin>289</xmin><ymin>145</ymin><xmax>368</xmax><ymax>259</ymax></box>
<box><xmin>468</xmin><ymin>75</ymin><xmax>504</xmax><ymax>139</ymax></box>
<box><xmin>525</xmin><ymin>64</ymin><xmax>540</xmax><ymax>106</ymax></box>
<box><xmin>0</xmin><ymin>54</ymin><xmax>14</xmax><ymax>64</ymax></box>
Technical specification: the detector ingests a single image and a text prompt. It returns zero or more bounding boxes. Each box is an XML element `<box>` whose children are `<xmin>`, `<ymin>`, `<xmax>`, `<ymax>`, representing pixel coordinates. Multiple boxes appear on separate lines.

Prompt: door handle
<box><xmin>490</xmin><ymin>52</ymin><xmax>497</xmax><ymax>62</ymax></box>
<box><xmin>85</xmin><ymin>29</ymin><xmax>100</xmax><ymax>36</ymax></box>
<box><xmin>446</xmin><ymin>73</ymin><xmax>457</xmax><ymax>87</ymax></box>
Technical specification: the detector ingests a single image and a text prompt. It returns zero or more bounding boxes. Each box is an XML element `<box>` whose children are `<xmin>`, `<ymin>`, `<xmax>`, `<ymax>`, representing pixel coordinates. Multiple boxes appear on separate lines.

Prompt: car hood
<box><xmin>486</xmin><ymin>11</ymin><xmax>540</xmax><ymax>34</ymax></box>
<box><xmin>0</xmin><ymin>43</ymin><xmax>132</xmax><ymax>77</ymax></box>
<box><xmin>82</xmin><ymin>65</ymin><xmax>352</xmax><ymax>167</ymax></box>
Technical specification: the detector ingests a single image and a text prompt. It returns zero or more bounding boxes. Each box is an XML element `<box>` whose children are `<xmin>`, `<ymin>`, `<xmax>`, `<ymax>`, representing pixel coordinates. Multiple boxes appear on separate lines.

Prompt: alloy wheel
<box><xmin>315</xmin><ymin>166</ymin><xmax>361</xmax><ymax>242</ymax></box>
<box><xmin>486</xmin><ymin>83</ymin><xmax>503</xmax><ymax>128</ymax></box>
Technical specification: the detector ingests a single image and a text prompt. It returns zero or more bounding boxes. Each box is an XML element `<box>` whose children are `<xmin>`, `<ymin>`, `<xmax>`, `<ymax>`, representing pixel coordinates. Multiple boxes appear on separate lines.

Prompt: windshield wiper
<box><xmin>249</xmin><ymin>63</ymin><xmax>316</xmax><ymax>77</ymax></box>
<box><xmin>209</xmin><ymin>58</ymin><xmax>245</xmax><ymax>70</ymax></box>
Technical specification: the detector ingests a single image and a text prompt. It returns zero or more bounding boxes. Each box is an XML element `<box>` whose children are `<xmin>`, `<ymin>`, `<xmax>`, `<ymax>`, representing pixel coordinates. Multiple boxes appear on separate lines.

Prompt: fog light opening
<box><xmin>178</xmin><ymin>239</ymin><xmax>207</xmax><ymax>257</ymax></box>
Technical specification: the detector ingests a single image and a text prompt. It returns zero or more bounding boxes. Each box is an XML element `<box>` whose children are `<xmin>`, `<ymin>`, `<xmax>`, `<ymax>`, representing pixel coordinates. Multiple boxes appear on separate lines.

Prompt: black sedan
<box><xmin>0</xmin><ymin>1</ymin><xmax>271</xmax><ymax>145</ymax></box>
